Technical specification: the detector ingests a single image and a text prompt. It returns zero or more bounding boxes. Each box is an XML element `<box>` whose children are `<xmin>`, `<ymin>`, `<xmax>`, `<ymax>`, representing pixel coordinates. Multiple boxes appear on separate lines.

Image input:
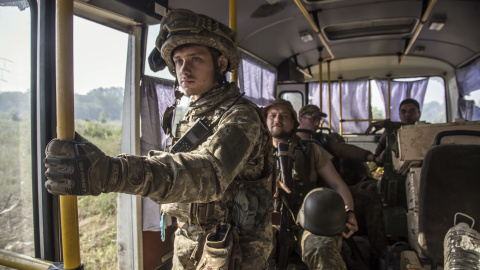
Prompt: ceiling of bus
<box><xmin>165</xmin><ymin>0</ymin><xmax>479</xmax><ymax>70</ymax></box>
<box><xmin>81</xmin><ymin>0</ymin><xmax>480</xmax><ymax>79</ymax></box>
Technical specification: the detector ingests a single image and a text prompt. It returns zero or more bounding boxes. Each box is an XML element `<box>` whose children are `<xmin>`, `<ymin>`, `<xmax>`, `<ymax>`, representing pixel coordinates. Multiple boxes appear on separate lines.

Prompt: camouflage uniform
<box><xmin>146</xmin><ymin>83</ymin><xmax>273</xmax><ymax>270</ymax></box>
<box><xmin>44</xmin><ymin>8</ymin><xmax>274</xmax><ymax>270</ymax></box>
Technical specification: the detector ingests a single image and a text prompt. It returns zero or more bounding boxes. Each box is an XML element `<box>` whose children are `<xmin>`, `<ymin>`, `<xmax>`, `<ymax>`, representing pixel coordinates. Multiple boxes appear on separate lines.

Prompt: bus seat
<box><xmin>417</xmin><ymin>130</ymin><xmax>480</xmax><ymax>265</ymax></box>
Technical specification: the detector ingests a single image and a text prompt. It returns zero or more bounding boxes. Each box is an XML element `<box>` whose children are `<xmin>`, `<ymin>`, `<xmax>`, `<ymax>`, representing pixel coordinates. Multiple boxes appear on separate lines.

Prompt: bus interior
<box><xmin>1</xmin><ymin>0</ymin><xmax>480</xmax><ymax>269</ymax></box>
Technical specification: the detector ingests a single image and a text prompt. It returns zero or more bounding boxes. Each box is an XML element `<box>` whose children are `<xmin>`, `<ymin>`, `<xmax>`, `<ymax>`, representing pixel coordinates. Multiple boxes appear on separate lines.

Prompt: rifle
<box><xmin>275</xmin><ymin>142</ymin><xmax>297</xmax><ymax>270</ymax></box>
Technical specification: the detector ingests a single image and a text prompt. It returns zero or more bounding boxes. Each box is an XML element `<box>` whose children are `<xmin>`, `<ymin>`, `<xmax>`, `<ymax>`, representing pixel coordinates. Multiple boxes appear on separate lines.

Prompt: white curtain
<box><xmin>375</xmin><ymin>79</ymin><xmax>428</xmax><ymax>122</ymax></box>
<box><xmin>308</xmin><ymin>79</ymin><xmax>370</xmax><ymax>134</ymax></box>
<box><xmin>238</xmin><ymin>51</ymin><xmax>276</xmax><ymax>106</ymax></box>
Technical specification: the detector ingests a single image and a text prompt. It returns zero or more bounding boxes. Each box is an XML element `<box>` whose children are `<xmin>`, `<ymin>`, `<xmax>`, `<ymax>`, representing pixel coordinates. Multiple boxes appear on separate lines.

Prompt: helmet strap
<box><xmin>210</xmin><ymin>47</ymin><xmax>228</xmax><ymax>85</ymax></box>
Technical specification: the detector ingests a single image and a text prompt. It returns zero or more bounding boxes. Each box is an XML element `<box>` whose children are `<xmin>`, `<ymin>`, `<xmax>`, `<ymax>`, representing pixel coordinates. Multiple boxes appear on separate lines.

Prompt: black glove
<box><xmin>44</xmin><ymin>132</ymin><xmax>123</xmax><ymax>196</ymax></box>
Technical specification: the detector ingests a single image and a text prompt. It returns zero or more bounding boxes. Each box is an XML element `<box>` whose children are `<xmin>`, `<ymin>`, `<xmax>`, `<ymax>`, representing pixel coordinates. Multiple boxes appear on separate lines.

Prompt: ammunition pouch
<box><xmin>193</xmin><ymin>223</ymin><xmax>242</xmax><ymax>270</ymax></box>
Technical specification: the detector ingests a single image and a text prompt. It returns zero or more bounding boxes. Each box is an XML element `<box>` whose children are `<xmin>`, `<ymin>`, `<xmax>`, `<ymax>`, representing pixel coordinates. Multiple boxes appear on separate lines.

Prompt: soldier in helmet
<box><xmin>264</xmin><ymin>99</ymin><xmax>358</xmax><ymax>269</ymax></box>
<box><xmin>44</xmin><ymin>9</ymin><xmax>274</xmax><ymax>270</ymax></box>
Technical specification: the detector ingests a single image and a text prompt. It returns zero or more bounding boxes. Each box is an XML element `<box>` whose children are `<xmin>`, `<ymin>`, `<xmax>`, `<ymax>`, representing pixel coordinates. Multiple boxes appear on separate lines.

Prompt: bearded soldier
<box><xmin>264</xmin><ymin>99</ymin><xmax>358</xmax><ymax>270</ymax></box>
<box><xmin>44</xmin><ymin>9</ymin><xmax>274</xmax><ymax>270</ymax></box>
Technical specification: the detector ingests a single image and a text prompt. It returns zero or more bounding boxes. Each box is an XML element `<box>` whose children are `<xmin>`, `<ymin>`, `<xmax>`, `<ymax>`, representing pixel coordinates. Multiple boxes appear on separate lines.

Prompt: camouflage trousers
<box><xmin>172</xmin><ymin>223</ymin><xmax>274</xmax><ymax>270</ymax></box>
<box><xmin>297</xmin><ymin>229</ymin><xmax>346</xmax><ymax>270</ymax></box>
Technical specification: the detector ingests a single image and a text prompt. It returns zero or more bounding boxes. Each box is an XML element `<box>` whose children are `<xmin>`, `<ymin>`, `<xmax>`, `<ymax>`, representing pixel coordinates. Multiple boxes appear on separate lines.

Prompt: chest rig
<box><xmin>278</xmin><ymin>140</ymin><xmax>319</xmax><ymax>216</ymax></box>
<box><xmin>164</xmin><ymin>97</ymin><xmax>272</xmax><ymax>233</ymax></box>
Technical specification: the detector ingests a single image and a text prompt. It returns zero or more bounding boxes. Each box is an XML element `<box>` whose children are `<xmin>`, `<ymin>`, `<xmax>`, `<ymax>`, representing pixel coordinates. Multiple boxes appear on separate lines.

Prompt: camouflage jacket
<box><xmin>115</xmin><ymin>83</ymin><xmax>273</xmax><ymax>226</ymax></box>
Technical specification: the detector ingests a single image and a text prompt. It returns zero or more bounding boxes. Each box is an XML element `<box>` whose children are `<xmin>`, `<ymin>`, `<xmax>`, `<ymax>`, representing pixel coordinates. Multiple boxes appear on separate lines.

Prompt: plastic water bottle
<box><xmin>444</xmin><ymin>213</ymin><xmax>480</xmax><ymax>270</ymax></box>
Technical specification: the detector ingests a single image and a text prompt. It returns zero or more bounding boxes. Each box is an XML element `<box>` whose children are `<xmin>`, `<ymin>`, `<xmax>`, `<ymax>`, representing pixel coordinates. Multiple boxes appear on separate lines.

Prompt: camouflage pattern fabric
<box><xmin>297</xmin><ymin>230</ymin><xmax>346</xmax><ymax>270</ymax></box>
<box><xmin>115</xmin><ymin>83</ymin><xmax>273</xmax><ymax>269</ymax></box>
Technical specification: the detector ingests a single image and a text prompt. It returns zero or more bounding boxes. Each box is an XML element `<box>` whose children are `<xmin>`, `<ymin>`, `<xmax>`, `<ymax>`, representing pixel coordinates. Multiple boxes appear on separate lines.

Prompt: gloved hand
<box><xmin>44</xmin><ymin>132</ymin><xmax>123</xmax><ymax>196</ymax></box>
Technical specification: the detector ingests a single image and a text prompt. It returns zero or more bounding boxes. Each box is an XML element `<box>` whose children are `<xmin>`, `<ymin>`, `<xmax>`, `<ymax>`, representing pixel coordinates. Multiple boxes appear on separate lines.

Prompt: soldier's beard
<box><xmin>271</xmin><ymin>129</ymin><xmax>291</xmax><ymax>141</ymax></box>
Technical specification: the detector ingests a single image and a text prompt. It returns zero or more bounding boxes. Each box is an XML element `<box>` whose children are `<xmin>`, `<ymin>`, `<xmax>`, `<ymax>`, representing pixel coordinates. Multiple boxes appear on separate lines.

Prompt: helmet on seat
<box><xmin>297</xmin><ymin>187</ymin><xmax>347</xmax><ymax>236</ymax></box>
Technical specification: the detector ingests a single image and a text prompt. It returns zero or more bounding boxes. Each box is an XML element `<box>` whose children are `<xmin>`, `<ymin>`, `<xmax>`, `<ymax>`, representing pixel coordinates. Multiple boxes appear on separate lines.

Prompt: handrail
<box><xmin>229</xmin><ymin>0</ymin><xmax>238</xmax><ymax>83</ymax></box>
<box><xmin>399</xmin><ymin>0</ymin><xmax>437</xmax><ymax>64</ymax></box>
<box><xmin>0</xmin><ymin>249</ymin><xmax>52</xmax><ymax>270</ymax></box>
<box><xmin>57</xmin><ymin>0</ymin><xmax>82</xmax><ymax>268</ymax></box>
<box><xmin>294</xmin><ymin>0</ymin><xmax>334</xmax><ymax>59</ymax></box>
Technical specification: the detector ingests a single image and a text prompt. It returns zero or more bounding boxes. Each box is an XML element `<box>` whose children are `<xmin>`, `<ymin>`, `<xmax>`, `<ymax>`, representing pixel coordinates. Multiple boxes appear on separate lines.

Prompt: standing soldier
<box><xmin>264</xmin><ymin>99</ymin><xmax>358</xmax><ymax>270</ymax></box>
<box><xmin>44</xmin><ymin>9</ymin><xmax>274</xmax><ymax>270</ymax></box>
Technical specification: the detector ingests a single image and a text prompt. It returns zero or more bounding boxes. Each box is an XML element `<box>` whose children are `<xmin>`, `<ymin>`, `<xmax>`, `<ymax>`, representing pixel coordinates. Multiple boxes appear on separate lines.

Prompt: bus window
<box><xmin>422</xmin><ymin>76</ymin><xmax>446</xmax><ymax>123</ymax></box>
<box><xmin>371</xmin><ymin>81</ymin><xmax>386</xmax><ymax>120</ymax></box>
<box><xmin>144</xmin><ymin>24</ymin><xmax>176</xmax><ymax>81</ymax></box>
<box><xmin>73</xmin><ymin>16</ymin><xmax>128</xmax><ymax>269</ymax></box>
<box><xmin>0</xmin><ymin>2</ymin><xmax>34</xmax><ymax>258</ymax></box>
<box><xmin>390</xmin><ymin>76</ymin><xmax>446</xmax><ymax>124</ymax></box>
<box><xmin>464</xmin><ymin>89</ymin><xmax>480</xmax><ymax>108</ymax></box>
<box><xmin>280</xmin><ymin>91</ymin><xmax>303</xmax><ymax>113</ymax></box>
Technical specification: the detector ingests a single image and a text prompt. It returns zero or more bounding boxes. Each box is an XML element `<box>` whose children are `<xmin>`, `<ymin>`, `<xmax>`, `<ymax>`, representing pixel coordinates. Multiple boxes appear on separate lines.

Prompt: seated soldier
<box><xmin>297</xmin><ymin>104</ymin><xmax>387</xmax><ymax>269</ymax></box>
<box><xmin>265</xmin><ymin>99</ymin><xmax>358</xmax><ymax>270</ymax></box>
<box><xmin>297</xmin><ymin>104</ymin><xmax>374</xmax><ymax>186</ymax></box>
<box><xmin>365</xmin><ymin>98</ymin><xmax>421</xmax><ymax>165</ymax></box>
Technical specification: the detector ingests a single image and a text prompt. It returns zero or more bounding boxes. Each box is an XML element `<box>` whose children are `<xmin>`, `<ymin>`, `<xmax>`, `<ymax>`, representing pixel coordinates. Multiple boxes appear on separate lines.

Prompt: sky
<box><xmin>1</xmin><ymin>6</ymin><xmax>478</xmax><ymax>107</ymax></box>
<box><xmin>0</xmin><ymin>7</ymin><xmax>173</xmax><ymax>95</ymax></box>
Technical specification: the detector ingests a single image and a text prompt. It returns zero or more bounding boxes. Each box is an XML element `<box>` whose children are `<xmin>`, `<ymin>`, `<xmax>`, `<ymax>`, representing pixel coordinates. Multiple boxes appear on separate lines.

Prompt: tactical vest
<box><xmin>287</xmin><ymin>140</ymin><xmax>325</xmax><ymax>216</ymax></box>
<box><xmin>162</xmin><ymin>100</ymin><xmax>273</xmax><ymax>234</ymax></box>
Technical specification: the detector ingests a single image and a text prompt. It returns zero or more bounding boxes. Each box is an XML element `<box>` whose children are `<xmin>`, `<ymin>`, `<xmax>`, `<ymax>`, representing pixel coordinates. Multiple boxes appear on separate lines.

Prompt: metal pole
<box><xmin>387</xmin><ymin>75</ymin><xmax>391</xmax><ymax>119</ymax></box>
<box><xmin>318</xmin><ymin>48</ymin><xmax>323</xmax><ymax>111</ymax></box>
<box><xmin>0</xmin><ymin>250</ymin><xmax>52</xmax><ymax>270</ymax></box>
<box><xmin>327</xmin><ymin>60</ymin><xmax>331</xmax><ymax>130</ymax></box>
<box><xmin>338</xmin><ymin>76</ymin><xmax>343</xmax><ymax>136</ymax></box>
<box><xmin>229</xmin><ymin>0</ymin><xmax>238</xmax><ymax>84</ymax></box>
<box><xmin>56</xmin><ymin>0</ymin><xmax>82</xmax><ymax>268</ymax></box>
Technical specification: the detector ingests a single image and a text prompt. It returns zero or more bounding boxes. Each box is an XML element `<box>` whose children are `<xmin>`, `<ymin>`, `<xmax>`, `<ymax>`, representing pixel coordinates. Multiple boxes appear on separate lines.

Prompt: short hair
<box><xmin>400</xmin><ymin>98</ymin><xmax>420</xmax><ymax>111</ymax></box>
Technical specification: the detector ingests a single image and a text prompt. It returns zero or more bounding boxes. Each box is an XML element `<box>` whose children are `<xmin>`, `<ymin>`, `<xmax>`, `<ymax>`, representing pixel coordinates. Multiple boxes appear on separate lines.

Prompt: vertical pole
<box><xmin>56</xmin><ymin>0</ymin><xmax>81</xmax><ymax>268</ymax></box>
<box><xmin>387</xmin><ymin>75</ymin><xmax>391</xmax><ymax>119</ymax></box>
<box><xmin>229</xmin><ymin>0</ymin><xmax>238</xmax><ymax>84</ymax></box>
<box><xmin>327</xmin><ymin>60</ymin><xmax>331</xmax><ymax>130</ymax></box>
<box><xmin>318</xmin><ymin>48</ymin><xmax>323</xmax><ymax>111</ymax></box>
<box><xmin>338</xmin><ymin>77</ymin><xmax>343</xmax><ymax>136</ymax></box>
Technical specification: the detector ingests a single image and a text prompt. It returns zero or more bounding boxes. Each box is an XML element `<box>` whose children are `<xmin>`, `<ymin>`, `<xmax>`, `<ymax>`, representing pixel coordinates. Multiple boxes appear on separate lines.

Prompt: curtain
<box><xmin>308</xmin><ymin>79</ymin><xmax>370</xmax><ymax>134</ymax></box>
<box><xmin>375</xmin><ymin>79</ymin><xmax>428</xmax><ymax>122</ymax></box>
<box><xmin>456</xmin><ymin>57</ymin><xmax>480</xmax><ymax>120</ymax></box>
<box><xmin>456</xmin><ymin>57</ymin><xmax>480</xmax><ymax>96</ymax></box>
<box><xmin>238</xmin><ymin>50</ymin><xmax>277</xmax><ymax>106</ymax></box>
<box><xmin>458</xmin><ymin>98</ymin><xmax>480</xmax><ymax>121</ymax></box>
<box><xmin>140</xmin><ymin>75</ymin><xmax>175</xmax><ymax>231</ymax></box>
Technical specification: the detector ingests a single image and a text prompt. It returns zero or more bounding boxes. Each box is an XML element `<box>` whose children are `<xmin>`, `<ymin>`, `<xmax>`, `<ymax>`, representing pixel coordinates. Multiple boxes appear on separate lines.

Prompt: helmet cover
<box><xmin>149</xmin><ymin>9</ymin><xmax>240</xmax><ymax>76</ymax></box>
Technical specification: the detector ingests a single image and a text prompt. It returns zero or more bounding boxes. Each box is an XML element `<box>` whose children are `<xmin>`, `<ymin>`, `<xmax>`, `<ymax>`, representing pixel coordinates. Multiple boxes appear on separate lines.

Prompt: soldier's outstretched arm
<box><xmin>44</xmin><ymin>105</ymin><xmax>266</xmax><ymax>203</ymax></box>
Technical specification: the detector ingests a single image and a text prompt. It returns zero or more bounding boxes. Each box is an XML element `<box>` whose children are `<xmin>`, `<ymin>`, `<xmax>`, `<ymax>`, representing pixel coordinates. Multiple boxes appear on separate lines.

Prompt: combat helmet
<box><xmin>148</xmin><ymin>9</ymin><xmax>240</xmax><ymax>76</ymax></box>
<box><xmin>297</xmin><ymin>187</ymin><xmax>347</xmax><ymax>236</ymax></box>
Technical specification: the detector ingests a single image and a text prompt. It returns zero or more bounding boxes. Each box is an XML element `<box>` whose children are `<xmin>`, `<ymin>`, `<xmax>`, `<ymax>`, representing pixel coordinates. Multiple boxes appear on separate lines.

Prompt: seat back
<box><xmin>417</xmin><ymin>130</ymin><xmax>480</xmax><ymax>264</ymax></box>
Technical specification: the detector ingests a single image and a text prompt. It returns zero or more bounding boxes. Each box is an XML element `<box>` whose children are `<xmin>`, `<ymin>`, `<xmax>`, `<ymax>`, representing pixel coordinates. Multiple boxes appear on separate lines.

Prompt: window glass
<box><xmin>0</xmin><ymin>3</ymin><xmax>34</xmax><ymax>258</ymax></box>
<box><xmin>280</xmin><ymin>92</ymin><xmax>303</xmax><ymax>114</ymax></box>
<box><xmin>464</xmin><ymin>89</ymin><xmax>480</xmax><ymax>107</ymax></box>
<box><xmin>370</xmin><ymin>81</ymin><xmax>386</xmax><ymax>120</ymax></box>
<box><xmin>73</xmin><ymin>16</ymin><xmax>127</xmax><ymax>269</ymax></box>
<box><xmin>144</xmin><ymin>24</ymin><xmax>175</xmax><ymax>80</ymax></box>
<box><xmin>422</xmin><ymin>76</ymin><xmax>446</xmax><ymax>123</ymax></box>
